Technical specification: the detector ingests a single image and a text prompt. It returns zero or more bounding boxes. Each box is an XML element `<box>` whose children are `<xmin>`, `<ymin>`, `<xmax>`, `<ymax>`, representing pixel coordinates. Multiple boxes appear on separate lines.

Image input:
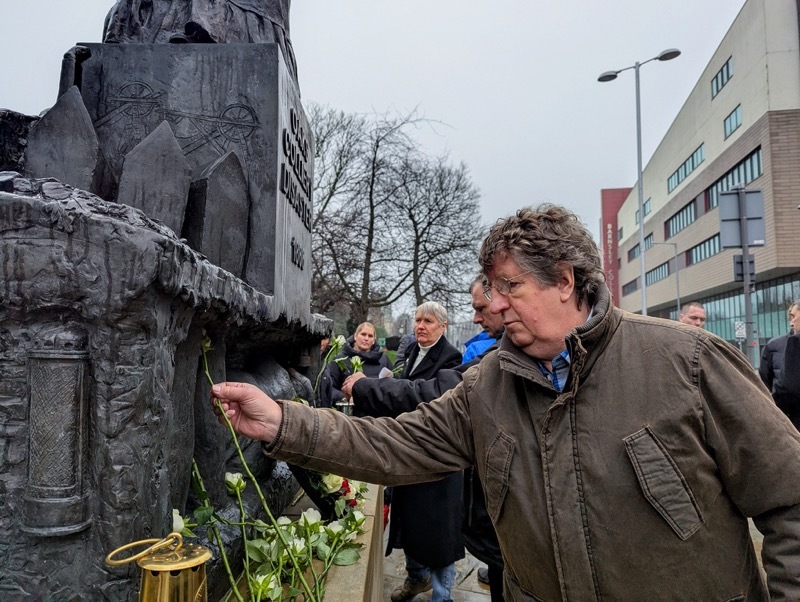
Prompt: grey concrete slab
<box><xmin>383</xmin><ymin>538</ymin><xmax>492</xmax><ymax>601</ymax></box>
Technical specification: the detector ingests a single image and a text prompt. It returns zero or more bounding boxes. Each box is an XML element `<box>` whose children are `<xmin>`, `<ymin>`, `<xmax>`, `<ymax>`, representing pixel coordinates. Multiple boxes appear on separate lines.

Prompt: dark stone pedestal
<box><xmin>73</xmin><ymin>43</ymin><xmax>313</xmax><ymax>319</ymax></box>
<box><xmin>0</xmin><ymin>175</ymin><xmax>327</xmax><ymax>600</ymax></box>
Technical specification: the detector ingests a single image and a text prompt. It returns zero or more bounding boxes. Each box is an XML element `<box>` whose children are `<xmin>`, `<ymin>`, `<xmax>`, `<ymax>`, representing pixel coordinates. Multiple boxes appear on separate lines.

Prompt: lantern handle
<box><xmin>105</xmin><ymin>532</ymin><xmax>184</xmax><ymax>566</ymax></box>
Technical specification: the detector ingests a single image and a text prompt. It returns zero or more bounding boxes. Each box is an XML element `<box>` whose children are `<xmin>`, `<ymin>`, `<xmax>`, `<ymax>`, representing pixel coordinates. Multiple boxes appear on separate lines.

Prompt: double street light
<box><xmin>598</xmin><ymin>48</ymin><xmax>681</xmax><ymax>316</ymax></box>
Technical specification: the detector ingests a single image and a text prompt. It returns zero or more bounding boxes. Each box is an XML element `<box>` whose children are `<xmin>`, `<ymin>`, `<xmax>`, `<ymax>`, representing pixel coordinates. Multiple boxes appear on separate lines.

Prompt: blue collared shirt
<box><xmin>537</xmin><ymin>349</ymin><xmax>571</xmax><ymax>392</ymax></box>
<box><xmin>537</xmin><ymin>307</ymin><xmax>595</xmax><ymax>392</ymax></box>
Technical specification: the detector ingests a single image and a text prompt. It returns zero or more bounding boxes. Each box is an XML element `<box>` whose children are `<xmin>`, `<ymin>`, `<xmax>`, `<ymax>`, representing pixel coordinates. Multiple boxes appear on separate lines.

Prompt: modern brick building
<box><xmin>600</xmin><ymin>0</ymin><xmax>800</xmax><ymax>356</ymax></box>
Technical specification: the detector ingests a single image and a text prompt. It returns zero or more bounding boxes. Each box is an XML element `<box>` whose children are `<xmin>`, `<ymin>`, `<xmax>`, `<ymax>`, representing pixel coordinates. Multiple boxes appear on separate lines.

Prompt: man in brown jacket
<box><xmin>213</xmin><ymin>204</ymin><xmax>800</xmax><ymax>601</ymax></box>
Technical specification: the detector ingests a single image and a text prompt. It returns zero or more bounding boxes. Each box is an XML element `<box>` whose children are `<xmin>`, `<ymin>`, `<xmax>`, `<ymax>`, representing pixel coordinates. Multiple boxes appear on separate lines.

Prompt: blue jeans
<box><xmin>405</xmin><ymin>553</ymin><xmax>455</xmax><ymax>602</ymax></box>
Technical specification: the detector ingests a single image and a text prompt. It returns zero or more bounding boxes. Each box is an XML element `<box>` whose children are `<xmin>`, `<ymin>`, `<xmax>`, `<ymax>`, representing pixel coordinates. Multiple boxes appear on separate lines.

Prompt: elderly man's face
<box><xmin>486</xmin><ymin>257</ymin><xmax>573</xmax><ymax>360</ymax></box>
<box><xmin>790</xmin><ymin>305</ymin><xmax>799</xmax><ymax>334</ymax></box>
<box><xmin>471</xmin><ymin>283</ymin><xmax>504</xmax><ymax>339</ymax></box>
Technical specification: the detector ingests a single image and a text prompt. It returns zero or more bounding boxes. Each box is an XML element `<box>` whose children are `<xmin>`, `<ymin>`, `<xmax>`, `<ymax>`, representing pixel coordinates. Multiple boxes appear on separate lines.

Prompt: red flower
<box><xmin>346</xmin><ymin>498</ymin><xmax>358</xmax><ymax>507</ymax></box>
<box><xmin>341</xmin><ymin>479</ymin><xmax>351</xmax><ymax>495</ymax></box>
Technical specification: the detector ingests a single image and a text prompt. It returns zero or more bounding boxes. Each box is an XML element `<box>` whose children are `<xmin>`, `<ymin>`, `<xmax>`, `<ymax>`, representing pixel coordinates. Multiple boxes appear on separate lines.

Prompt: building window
<box><xmin>618</xmin><ymin>227</ymin><xmax>624</xmax><ymax>241</ymax></box>
<box><xmin>724</xmin><ymin>105</ymin><xmax>742</xmax><ymax>139</ymax></box>
<box><xmin>635</xmin><ymin>209</ymin><xmax>640</xmax><ymax>225</ymax></box>
<box><xmin>643</xmin><ymin>198</ymin><xmax>652</xmax><ymax>216</ymax></box>
<box><xmin>622</xmin><ymin>279</ymin><xmax>639</xmax><ymax>296</ymax></box>
<box><xmin>711</xmin><ymin>56</ymin><xmax>733</xmax><ymax>98</ymax></box>
<box><xmin>686</xmin><ymin>234</ymin><xmax>721</xmax><ymax>266</ymax></box>
<box><xmin>665</xmin><ymin>202</ymin><xmax>697</xmax><ymax>239</ymax></box>
<box><xmin>645</xmin><ymin>262</ymin><xmax>670</xmax><ymax>286</ymax></box>
<box><xmin>667</xmin><ymin>145</ymin><xmax>705</xmax><ymax>193</ymax></box>
<box><xmin>644</xmin><ymin>233</ymin><xmax>654</xmax><ymax>250</ymax></box>
<box><xmin>706</xmin><ymin>147</ymin><xmax>762</xmax><ymax>210</ymax></box>
<box><xmin>628</xmin><ymin>244</ymin><xmax>640</xmax><ymax>262</ymax></box>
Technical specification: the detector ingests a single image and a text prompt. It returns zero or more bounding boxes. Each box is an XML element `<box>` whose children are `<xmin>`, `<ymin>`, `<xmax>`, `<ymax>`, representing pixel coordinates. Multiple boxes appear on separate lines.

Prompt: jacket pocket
<box><xmin>484</xmin><ymin>431</ymin><xmax>515</xmax><ymax>523</ymax></box>
<box><xmin>624</xmin><ymin>426</ymin><xmax>703</xmax><ymax>540</ymax></box>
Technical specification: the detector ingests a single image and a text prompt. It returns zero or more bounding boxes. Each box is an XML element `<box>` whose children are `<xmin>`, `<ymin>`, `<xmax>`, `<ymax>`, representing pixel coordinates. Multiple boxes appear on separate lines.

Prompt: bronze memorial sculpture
<box><xmin>103</xmin><ymin>0</ymin><xmax>298</xmax><ymax>80</ymax></box>
<box><xmin>0</xmin><ymin>0</ymin><xmax>322</xmax><ymax>598</ymax></box>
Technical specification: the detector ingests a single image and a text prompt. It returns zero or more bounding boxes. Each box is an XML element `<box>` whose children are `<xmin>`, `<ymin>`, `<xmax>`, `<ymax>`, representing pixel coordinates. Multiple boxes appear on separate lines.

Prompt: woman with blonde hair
<box><xmin>320</xmin><ymin>321</ymin><xmax>392</xmax><ymax>408</ymax></box>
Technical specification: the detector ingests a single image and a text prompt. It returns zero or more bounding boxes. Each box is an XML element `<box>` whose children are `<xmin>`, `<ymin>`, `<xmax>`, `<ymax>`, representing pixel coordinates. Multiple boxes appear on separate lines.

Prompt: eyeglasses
<box><xmin>483</xmin><ymin>269</ymin><xmax>535</xmax><ymax>300</ymax></box>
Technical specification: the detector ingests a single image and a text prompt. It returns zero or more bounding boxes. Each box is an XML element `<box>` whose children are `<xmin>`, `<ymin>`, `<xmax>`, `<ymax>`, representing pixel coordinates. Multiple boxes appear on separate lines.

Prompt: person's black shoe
<box><xmin>477</xmin><ymin>566</ymin><xmax>490</xmax><ymax>586</ymax></box>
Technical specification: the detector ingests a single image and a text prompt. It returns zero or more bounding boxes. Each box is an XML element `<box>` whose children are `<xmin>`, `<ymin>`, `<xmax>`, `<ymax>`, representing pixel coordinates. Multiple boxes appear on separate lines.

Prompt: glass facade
<box><xmin>711</xmin><ymin>56</ymin><xmax>733</xmax><ymax>98</ymax></box>
<box><xmin>707</xmin><ymin>147</ymin><xmax>762</xmax><ymax>209</ymax></box>
<box><xmin>652</xmin><ymin>273</ymin><xmax>800</xmax><ymax>366</ymax></box>
<box><xmin>665</xmin><ymin>201</ymin><xmax>697</xmax><ymax>238</ymax></box>
<box><xmin>724</xmin><ymin>105</ymin><xmax>742</xmax><ymax>138</ymax></box>
<box><xmin>668</xmin><ymin>145</ymin><xmax>705</xmax><ymax>193</ymax></box>
<box><xmin>645</xmin><ymin>262</ymin><xmax>670</xmax><ymax>286</ymax></box>
<box><xmin>622</xmin><ymin>279</ymin><xmax>638</xmax><ymax>297</ymax></box>
<box><xmin>686</xmin><ymin>234</ymin><xmax>721</xmax><ymax>266</ymax></box>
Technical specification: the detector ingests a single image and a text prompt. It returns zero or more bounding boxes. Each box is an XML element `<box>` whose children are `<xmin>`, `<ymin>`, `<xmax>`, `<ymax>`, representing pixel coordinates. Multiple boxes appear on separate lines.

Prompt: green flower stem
<box><xmin>313</xmin><ymin>345</ymin><xmax>338</xmax><ymax>395</ymax></box>
<box><xmin>302</xmin><ymin>523</ymin><xmax>322</xmax><ymax>597</ymax></box>
<box><xmin>192</xmin><ymin>461</ymin><xmax>244</xmax><ymax>602</ymax></box>
<box><xmin>315</xmin><ymin>532</ymin><xmax>343</xmax><ymax>599</ymax></box>
<box><xmin>234</xmin><ymin>488</ymin><xmax>252</xmax><ymax>593</ymax></box>
<box><xmin>202</xmin><ymin>344</ymin><xmax>316</xmax><ymax>601</ymax></box>
<box><xmin>213</xmin><ymin>400</ymin><xmax>314</xmax><ymax>600</ymax></box>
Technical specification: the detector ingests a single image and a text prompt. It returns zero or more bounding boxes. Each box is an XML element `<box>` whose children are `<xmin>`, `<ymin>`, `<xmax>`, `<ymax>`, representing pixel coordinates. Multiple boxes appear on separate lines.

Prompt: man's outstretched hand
<box><xmin>211</xmin><ymin>382</ymin><xmax>283</xmax><ymax>443</ymax></box>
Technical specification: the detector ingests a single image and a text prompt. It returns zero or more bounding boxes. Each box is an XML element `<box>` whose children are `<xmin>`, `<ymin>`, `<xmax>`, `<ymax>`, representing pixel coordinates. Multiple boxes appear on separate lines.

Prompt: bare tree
<box><xmin>395</xmin><ymin>156</ymin><xmax>484</xmax><ymax>308</ymax></box>
<box><xmin>309</xmin><ymin>104</ymin><xmax>484</xmax><ymax>327</ymax></box>
<box><xmin>308</xmin><ymin>105</ymin><xmax>367</xmax><ymax>315</ymax></box>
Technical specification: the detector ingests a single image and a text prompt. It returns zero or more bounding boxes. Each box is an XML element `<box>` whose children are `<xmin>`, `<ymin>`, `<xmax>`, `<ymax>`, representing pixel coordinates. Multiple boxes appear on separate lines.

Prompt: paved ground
<box><xmin>383</xmin><ymin>546</ymin><xmax>492</xmax><ymax>602</ymax></box>
<box><xmin>382</xmin><ymin>508</ymin><xmax>492</xmax><ymax>602</ymax></box>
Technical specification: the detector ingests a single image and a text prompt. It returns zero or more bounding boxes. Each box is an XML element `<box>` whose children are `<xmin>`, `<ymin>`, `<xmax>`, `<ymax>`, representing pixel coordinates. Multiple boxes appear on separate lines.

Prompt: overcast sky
<box><xmin>1</xmin><ymin>1</ymin><xmax>746</xmax><ymax>239</ymax></box>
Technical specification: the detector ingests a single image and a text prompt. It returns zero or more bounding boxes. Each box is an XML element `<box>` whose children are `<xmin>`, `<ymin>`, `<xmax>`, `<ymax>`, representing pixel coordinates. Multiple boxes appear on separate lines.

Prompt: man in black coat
<box><xmin>760</xmin><ymin>300</ymin><xmax>800</xmax><ymax>429</ymax></box>
<box><xmin>343</xmin><ymin>281</ymin><xmax>506</xmax><ymax>601</ymax></box>
<box><xmin>345</xmin><ymin>301</ymin><xmax>462</xmax><ymax>602</ymax></box>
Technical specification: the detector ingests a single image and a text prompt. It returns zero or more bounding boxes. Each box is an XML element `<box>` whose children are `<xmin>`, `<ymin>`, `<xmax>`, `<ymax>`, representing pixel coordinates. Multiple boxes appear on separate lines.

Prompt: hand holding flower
<box><xmin>341</xmin><ymin>372</ymin><xmax>367</xmax><ymax>398</ymax></box>
<box><xmin>211</xmin><ymin>382</ymin><xmax>283</xmax><ymax>443</ymax></box>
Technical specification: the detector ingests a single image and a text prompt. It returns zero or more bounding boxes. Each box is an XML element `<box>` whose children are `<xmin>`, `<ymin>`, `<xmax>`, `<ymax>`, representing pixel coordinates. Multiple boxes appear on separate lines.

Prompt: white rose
<box><xmin>224</xmin><ymin>472</ymin><xmax>246</xmax><ymax>495</ymax></box>
<box><xmin>301</xmin><ymin>507</ymin><xmax>322</xmax><ymax>527</ymax></box>
<box><xmin>171</xmin><ymin>509</ymin><xmax>185</xmax><ymax>533</ymax></box>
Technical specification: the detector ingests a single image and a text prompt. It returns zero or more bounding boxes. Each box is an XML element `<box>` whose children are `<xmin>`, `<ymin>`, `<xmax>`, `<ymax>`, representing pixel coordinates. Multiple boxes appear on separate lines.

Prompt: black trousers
<box><xmin>488</xmin><ymin>563</ymin><xmax>505</xmax><ymax>602</ymax></box>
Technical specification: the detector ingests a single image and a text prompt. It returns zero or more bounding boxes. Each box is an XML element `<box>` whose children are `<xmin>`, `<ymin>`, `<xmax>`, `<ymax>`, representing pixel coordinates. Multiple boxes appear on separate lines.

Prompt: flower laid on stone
<box><xmin>314</xmin><ymin>474</ymin><xmax>369</xmax><ymax>517</ymax></box>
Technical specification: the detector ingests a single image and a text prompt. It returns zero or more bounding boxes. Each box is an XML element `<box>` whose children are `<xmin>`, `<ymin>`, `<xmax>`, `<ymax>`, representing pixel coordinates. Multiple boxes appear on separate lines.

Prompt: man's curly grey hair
<box><xmin>479</xmin><ymin>204</ymin><xmax>605</xmax><ymax>310</ymax></box>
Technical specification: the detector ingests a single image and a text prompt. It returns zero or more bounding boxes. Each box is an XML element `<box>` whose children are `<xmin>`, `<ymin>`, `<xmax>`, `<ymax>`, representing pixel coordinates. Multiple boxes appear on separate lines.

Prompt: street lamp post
<box><xmin>652</xmin><ymin>241</ymin><xmax>681</xmax><ymax>318</ymax></box>
<box><xmin>599</xmin><ymin>48</ymin><xmax>681</xmax><ymax>316</ymax></box>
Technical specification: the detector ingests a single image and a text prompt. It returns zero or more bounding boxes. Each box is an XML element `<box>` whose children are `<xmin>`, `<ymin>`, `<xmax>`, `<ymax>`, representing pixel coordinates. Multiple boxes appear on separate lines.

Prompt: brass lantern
<box><xmin>106</xmin><ymin>532</ymin><xmax>211</xmax><ymax>601</ymax></box>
